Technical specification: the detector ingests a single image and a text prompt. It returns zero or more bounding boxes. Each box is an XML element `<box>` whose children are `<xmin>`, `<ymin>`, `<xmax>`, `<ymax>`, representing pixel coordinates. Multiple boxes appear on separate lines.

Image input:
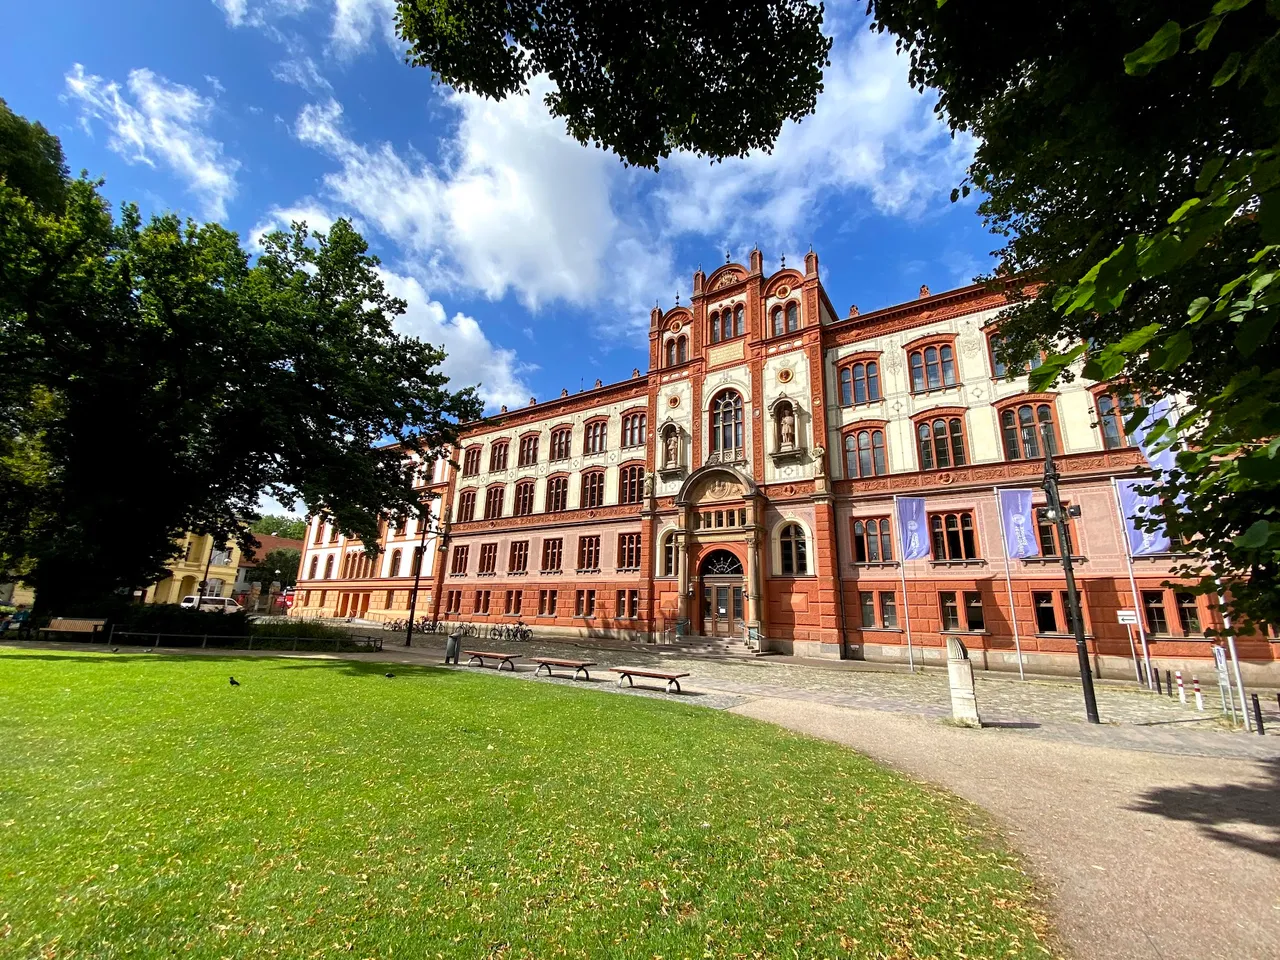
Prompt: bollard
<box><xmin>1252</xmin><ymin>694</ymin><xmax>1266</xmax><ymax>735</ymax></box>
<box><xmin>1154</xmin><ymin>669</ymin><xmax>1163</xmax><ymax>695</ymax></box>
<box><xmin>1176</xmin><ymin>670</ymin><xmax>1186</xmax><ymax>704</ymax></box>
<box><xmin>1193</xmin><ymin>676</ymin><xmax>1204</xmax><ymax>712</ymax></box>
<box><xmin>1166</xmin><ymin>670</ymin><xmax>1174</xmax><ymax>698</ymax></box>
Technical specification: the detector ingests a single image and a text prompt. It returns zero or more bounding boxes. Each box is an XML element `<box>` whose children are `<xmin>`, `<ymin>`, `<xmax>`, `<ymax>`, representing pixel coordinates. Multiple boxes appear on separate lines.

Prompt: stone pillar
<box><xmin>744</xmin><ymin>495</ymin><xmax>764</xmax><ymax>635</ymax></box>
<box><xmin>946</xmin><ymin>636</ymin><xmax>982</xmax><ymax>727</ymax></box>
<box><xmin>676</xmin><ymin>505</ymin><xmax>691</xmax><ymax>627</ymax></box>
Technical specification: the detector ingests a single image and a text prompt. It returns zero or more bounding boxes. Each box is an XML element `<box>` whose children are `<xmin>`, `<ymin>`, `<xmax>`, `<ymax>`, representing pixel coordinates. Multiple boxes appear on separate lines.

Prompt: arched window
<box><xmin>545</xmin><ymin>476</ymin><xmax>569</xmax><ymax>512</ymax></box>
<box><xmin>709</xmin><ymin>311</ymin><xmax>721</xmax><ymax>344</ymax></box>
<box><xmin>916</xmin><ymin>417</ymin><xmax>967</xmax><ymax>470</ymax></box>
<box><xmin>852</xmin><ymin>519</ymin><xmax>894</xmax><ymax>563</ymax></box>
<box><xmin>488</xmin><ymin>442</ymin><xmax>509</xmax><ymax>472</ymax></box>
<box><xmin>930</xmin><ymin>511</ymin><xmax>979</xmax><ymax>560</ymax></box>
<box><xmin>909</xmin><ymin>344</ymin><xmax>958</xmax><ymax>393</ymax></box>
<box><xmin>661</xmin><ymin>532</ymin><xmax>678</xmax><ymax>577</ymax></box>
<box><xmin>389</xmin><ymin>549</ymin><xmax>402</xmax><ymax>578</ymax></box>
<box><xmin>840</xmin><ymin>361</ymin><xmax>881</xmax><ymax>405</ymax></box>
<box><xmin>456</xmin><ymin>489</ymin><xmax>476</xmax><ymax>522</ymax></box>
<box><xmin>323</xmin><ymin>555</ymin><xmax>334</xmax><ymax>579</ymax></box>
<box><xmin>710</xmin><ymin>390</ymin><xmax>744</xmax><ymax>460</ymax></box>
<box><xmin>514</xmin><ymin>480</ymin><xmax>536</xmax><ymax>516</ymax></box>
<box><xmin>1096</xmin><ymin>394</ymin><xmax>1135</xmax><ymax>449</ymax></box>
<box><xmin>1001</xmin><ymin>402</ymin><xmax>1057</xmax><ymax>460</ymax></box>
<box><xmin>483</xmin><ymin>486</ymin><xmax>504</xmax><ymax>519</ymax></box>
<box><xmin>666</xmin><ymin>339</ymin><xmax>678</xmax><ymax>366</ymax></box>
<box><xmin>584</xmin><ymin>419</ymin><xmax>607</xmax><ymax>455</ymax></box>
<box><xmin>581</xmin><ymin>470</ymin><xmax>605</xmax><ymax>508</ymax></box>
<box><xmin>779</xmin><ymin>523</ymin><xmax>808</xmax><ymax>575</ymax></box>
<box><xmin>843</xmin><ymin>429</ymin><xmax>887</xmax><ymax>478</ymax></box>
<box><xmin>677</xmin><ymin>336</ymin><xmax>688</xmax><ymax>363</ymax></box>
<box><xmin>619</xmin><ymin>464</ymin><xmax>645</xmax><ymax>504</ymax></box>
<box><xmin>785</xmin><ymin>302</ymin><xmax>799</xmax><ymax>332</ymax></box>
<box><xmin>518</xmin><ymin>435</ymin><xmax>539</xmax><ymax>466</ymax></box>
<box><xmin>733</xmin><ymin>304</ymin><xmax>744</xmax><ymax>337</ymax></box>
<box><xmin>308</xmin><ymin>555</ymin><xmax>319</xmax><ymax>579</ymax></box>
<box><xmin>771</xmin><ymin>306</ymin><xmax>784</xmax><ymax>337</ymax></box>
<box><xmin>622</xmin><ymin>412</ymin><xmax>646</xmax><ymax>447</ymax></box>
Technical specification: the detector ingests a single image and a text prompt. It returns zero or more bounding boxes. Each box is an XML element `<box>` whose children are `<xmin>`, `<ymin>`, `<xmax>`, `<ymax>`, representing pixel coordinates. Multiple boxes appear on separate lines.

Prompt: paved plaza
<box><xmin>9</xmin><ymin>635</ymin><xmax>1279</xmax><ymax>959</ymax></box>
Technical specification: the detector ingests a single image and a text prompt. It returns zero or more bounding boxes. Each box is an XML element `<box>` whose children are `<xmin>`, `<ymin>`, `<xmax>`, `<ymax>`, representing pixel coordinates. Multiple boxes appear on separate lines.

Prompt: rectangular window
<box><xmin>852</xmin><ymin>518</ymin><xmax>894</xmax><ymax>563</ymax></box>
<box><xmin>939</xmin><ymin>591</ymin><xmax>961</xmax><ymax>631</ymax></box>
<box><xmin>617</xmin><ymin>533</ymin><xmax>642</xmax><ymax>571</ymax></box>
<box><xmin>545</xmin><ymin>476</ymin><xmax>568</xmax><ymax>512</ymax></box>
<box><xmin>575</xmin><ymin>589</ymin><xmax>596</xmax><ymax>617</ymax></box>
<box><xmin>508</xmin><ymin>540</ymin><xmax>529</xmax><ymax>573</ymax></box>
<box><xmin>514</xmin><ymin>482</ymin><xmax>535</xmax><ymax>516</ymax></box>
<box><xmin>859</xmin><ymin>591</ymin><xmax>875</xmax><ymax>628</ymax></box>
<box><xmin>538</xmin><ymin>589</ymin><xmax>557</xmax><ymax>616</ymax></box>
<box><xmin>964</xmin><ymin>591</ymin><xmax>986</xmax><ymax>631</ymax></box>
<box><xmin>930</xmin><ymin>511</ymin><xmax>979</xmax><ymax>561</ymax></box>
<box><xmin>584</xmin><ymin>421</ymin><xmax>607</xmax><ymax>455</ymax></box>
<box><xmin>445</xmin><ymin>590</ymin><xmax>462</xmax><ymax>614</ymax></box>
<box><xmin>541</xmin><ymin>538</ymin><xmax>563</xmax><ymax>572</ymax></box>
<box><xmin>1142</xmin><ymin>590</ymin><xmax>1170</xmax><ymax>636</ymax></box>
<box><xmin>627</xmin><ymin>589</ymin><xmax>639</xmax><ymax>618</ymax></box>
<box><xmin>475</xmin><ymin>589</ymin><xmax>491</xmax><ymax>615</ymax></box>
<box><xmin>484</xmin><ymin>486</ymin><xmax>504</xmax><ymax>519</ymax></box>
<box><xmin>622</xmin><ymin>413</ymin><xmax>646</xmax><ymax>447</ymax></box>
<box><xmin>518</xmin><ymin>435</ymin><xmax>539</xmax><ymax>466</ymax></box>
<box><xmin>619</xmin><ymin>464</ymin><xmax>644</xmax><ymax>504</ymax></box>
<box><xmin>577</xmin><ymin>536</ymin><xmax>601</xmax><ymax>571</ymax></box>
<box><xmin>489</xmin><ymin>443</ymin><xmax>509</xmax><ymax>472</ymax></box>
<box><xmin>504</xmin><ymin>590</ymin><xmax>522</xmax><ymax>615</ymax></box>
<box><xmin>879</xmin><ymin>591</ymin><xmax>898</xmax><ymax>628</ymax></box>
<box><xmin>1060</xmin><ymin>590</ymin><xmax>1086</xmax><ymax>635</ymax></box>
<box><xmin>462</xmin><ymin>447</ymin><xmax>481</xmax><ymax>476</ymax></box>
<box><xmin>450</xmin><ymin>544</ymin><xmax>469</xmax><ymax>576</ymax></box>
<box><xmin>1033</xmin><ymin>591</ymin><xmax>1058</xmax><ymax>633</ymax></box>
<box><xmin>478</xmin><ymin>543</ymin><xmax>498</xmax><ymax>575</ymax></box>
<box><xmin>581</xmin><ymin>472</ymin><xmax>605</xmax><ymax>508</ymax></box>
<box><xmin>1176</xmin><ymin>592</ymin><xmax>1202</xmax><ymax>635</ymax></box>
<box><xmin>456</xmin><ymin>490</ymin><xmax>476</xmax><ymax>522</ymax></box>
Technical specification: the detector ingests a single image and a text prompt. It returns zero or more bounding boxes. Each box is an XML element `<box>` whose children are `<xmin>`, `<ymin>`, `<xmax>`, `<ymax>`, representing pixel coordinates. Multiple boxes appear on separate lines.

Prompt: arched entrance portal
<box><xmin>699</xmin><ymin>549</ymin><xmax>745</xmax><ymax>637</ymax></box>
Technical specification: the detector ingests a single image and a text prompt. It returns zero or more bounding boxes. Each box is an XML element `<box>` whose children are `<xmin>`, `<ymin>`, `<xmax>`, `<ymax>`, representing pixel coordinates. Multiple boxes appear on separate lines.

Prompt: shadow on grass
<box><xmin>1129</xmin><ymin>757</ymin><xmax>1280</xmax><ymax>861</ymax></box>
<box><xmin>3</xmin><ymin>649</ymin><xmax>451</xmax><ymax>680</ymax></box>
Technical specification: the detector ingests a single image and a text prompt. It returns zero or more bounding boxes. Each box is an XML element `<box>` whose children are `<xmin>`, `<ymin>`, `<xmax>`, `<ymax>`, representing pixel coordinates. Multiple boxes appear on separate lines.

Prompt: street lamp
<box><xmin>1041</xmin><ymin>422</ymin><xmax>1100</xmax><ymax>724</ymax></box>
<box><xmin>404</xmin><ymin>508</ymin><xmax>434</xmax><ymax>648</ymax></box>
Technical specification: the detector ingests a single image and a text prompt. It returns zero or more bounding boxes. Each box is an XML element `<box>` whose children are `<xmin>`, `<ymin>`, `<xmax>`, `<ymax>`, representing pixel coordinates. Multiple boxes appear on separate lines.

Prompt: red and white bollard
<box><xmin>1192</xmin><ymin>676</ymin><xmax>1204</xmax><ymax>712</ymax></box>
<box><xmin>1176</xmin><ymin>670</ymin><xmax>1186</xmax><ymax>704</ymax></box>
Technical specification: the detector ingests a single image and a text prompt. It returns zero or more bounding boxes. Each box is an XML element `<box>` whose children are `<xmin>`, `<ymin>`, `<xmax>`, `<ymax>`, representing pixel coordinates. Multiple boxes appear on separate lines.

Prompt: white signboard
<box><xmin>1213</xmin><ymin>645</ymin><xmax>1230</xmax><ymax>686</ymax></box>
<box><xmin>1117</xmin><ymin>609</ymin><xmax>1139</xmax><ymax>625</ymax></box>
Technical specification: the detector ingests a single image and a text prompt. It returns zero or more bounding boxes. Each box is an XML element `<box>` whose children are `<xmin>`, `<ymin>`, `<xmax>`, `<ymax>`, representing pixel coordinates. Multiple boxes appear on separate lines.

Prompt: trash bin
<box><xmin>445</xmin><ymin>630</ymin><xmax>462</xmax><ymax>665</ymax></box>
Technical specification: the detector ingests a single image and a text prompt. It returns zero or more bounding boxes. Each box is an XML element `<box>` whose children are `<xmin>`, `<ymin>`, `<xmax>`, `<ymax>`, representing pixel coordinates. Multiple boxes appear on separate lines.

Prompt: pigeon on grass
<box><xmin>229</xmin><ymin>676</ymin><xmax>240</xmax><ymax>687</ymax></box>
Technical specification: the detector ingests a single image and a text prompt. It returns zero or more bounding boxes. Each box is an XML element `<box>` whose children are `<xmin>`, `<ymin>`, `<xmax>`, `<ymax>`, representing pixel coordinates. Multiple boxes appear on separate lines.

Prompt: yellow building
<box><xmin>144</xmin><ymin>533</ymin><xmax>242</xmax><ymax>604</ymax></box>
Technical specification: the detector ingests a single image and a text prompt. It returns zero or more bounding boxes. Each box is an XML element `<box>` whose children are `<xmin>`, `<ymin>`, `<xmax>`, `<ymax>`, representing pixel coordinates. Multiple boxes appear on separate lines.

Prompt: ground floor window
<box><xmin>444</xmin><ymin>590</ymin><xmax>462</xmax><ymax>614</ymax></box>
<box><xmin>615</xmin><ymin>589</ymin><xmax>640</xmax><ymax>619</ymax></box>
<box><xmin>538</xmin><ymin>589</ymin><xmax>557</xmax><ymax>616</ymax></box>
<box><xmin>475</xmin><ymin>589</ymin><xmax>491</xmax><ymax>615</ymax></box>
<box><xmin>575</xmin><ymin>589</ymin><xmax>596</xmax><ymax>617</ymax></box>
<box><xmin>855</xmin><ymin>590</ymin><xmax>899</xmax><ymax>629</ymax></box>
<box><xmin>1033</xmin><ymin>590</ymin><xmax>1088</xmax><ymax>635</ymax></box>
<box><xmin>504</xmin><ymin>590</ymin><xmax>522</xmax><ymax>615</ymax></box>
<box><xmin>1142</xmin><ymin>590</ymin><xmax>1170</xmax><ymax>636</ymax></box>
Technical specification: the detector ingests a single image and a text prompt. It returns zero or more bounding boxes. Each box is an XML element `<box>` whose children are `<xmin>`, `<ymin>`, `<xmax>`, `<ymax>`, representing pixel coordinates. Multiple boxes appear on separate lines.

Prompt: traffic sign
<box><xmin>1117</xmin><ymin>609</ymin><xmax>1138</xmax><ymax>625</ymax></box>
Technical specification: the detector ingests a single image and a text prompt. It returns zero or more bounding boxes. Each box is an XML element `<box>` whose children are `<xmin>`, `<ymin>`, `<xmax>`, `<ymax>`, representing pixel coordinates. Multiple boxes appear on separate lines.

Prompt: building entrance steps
<box><xmin>659</xmin><ymin>634</ymin><xmax>775</xmax><ymax>658</ymax></box>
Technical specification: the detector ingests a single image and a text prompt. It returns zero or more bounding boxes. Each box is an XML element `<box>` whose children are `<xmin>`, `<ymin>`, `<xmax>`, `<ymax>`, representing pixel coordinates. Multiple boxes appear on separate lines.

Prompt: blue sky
<box><xmin>3</xmin><ymin>0</ymin><xmax>996</xmax><ymax>413</ymax></box>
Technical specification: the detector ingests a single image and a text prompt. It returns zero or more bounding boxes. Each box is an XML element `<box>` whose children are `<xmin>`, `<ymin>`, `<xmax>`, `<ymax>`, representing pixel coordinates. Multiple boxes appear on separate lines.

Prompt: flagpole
<box><xmin>1112</xmin><ymin>478</ymin><xmax>1153</xmax><ymax>688</ymax></box>
<box><xmin>893</xmin><ymin>495</ymin><xmax>915</xmax><ymax>673</ymax></box>
<box><xmin>993</xmin><ymin>486</ymin><xmax>1026</xmax><ymax>680</ymax></box>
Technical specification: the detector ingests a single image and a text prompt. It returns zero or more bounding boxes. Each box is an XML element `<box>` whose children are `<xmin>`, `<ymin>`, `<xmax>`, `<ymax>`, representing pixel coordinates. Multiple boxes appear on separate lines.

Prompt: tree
<box><xmin>394</xmin><ymin>0</ymin><xmax>832</xmax><ymax>169</ymax></box>
<box><xmin>243</xmin><ymin>548</ymin><xmax>303</xmax><ymax>589</ymax></box>
<box><xmin>0</xmin><ymin>107</ymin><xmax>483</xmax><ymax>614</ymax></box>
<box><xmin>867</xmin><ymin>0</ymin><xmax>1280</xmax><ymax>629</ymax></box>
<box><xmin>251</xmin><ymin>515</ymin><xmax>308</xmax><ymax>541</ymax></box>
<box><xmin>0</xmin><ymin>98</ymin><xmax>68</xmax><ymax>214</ymax></box>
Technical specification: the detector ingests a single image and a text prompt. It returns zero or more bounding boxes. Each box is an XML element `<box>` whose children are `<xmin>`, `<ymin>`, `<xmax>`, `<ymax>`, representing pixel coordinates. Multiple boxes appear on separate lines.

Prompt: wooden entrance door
<box><xmin>701</xmin><ymin>580</ymin><xmax>744</xmax><ymax>636</ymax></box>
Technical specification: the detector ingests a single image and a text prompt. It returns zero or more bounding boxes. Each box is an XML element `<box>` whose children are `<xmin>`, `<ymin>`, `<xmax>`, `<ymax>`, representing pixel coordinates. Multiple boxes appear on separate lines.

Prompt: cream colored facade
<box><xmin>144</xmin><ymin>533</ymin><xmax>243</xmax><ymax>604</ymax></box>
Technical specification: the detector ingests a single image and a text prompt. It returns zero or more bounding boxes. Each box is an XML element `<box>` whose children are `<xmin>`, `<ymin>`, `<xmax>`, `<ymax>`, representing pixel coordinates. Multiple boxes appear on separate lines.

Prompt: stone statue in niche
<box><xmin>779</xmin><ymin>405</ymin><xmax>796</xmax><ymax>448</ymax></box>
<box><xmin>664</xmin><ymin>430</ymin><xmax>679</xmax><ymax>468</ymax></box>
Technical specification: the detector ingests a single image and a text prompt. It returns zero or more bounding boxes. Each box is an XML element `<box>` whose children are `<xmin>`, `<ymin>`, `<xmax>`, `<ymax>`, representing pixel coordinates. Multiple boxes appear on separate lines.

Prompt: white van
<box><xmin>180</xmin><ymin>596</ymin><xmax>243</xmax><ymax>613</ymax></box>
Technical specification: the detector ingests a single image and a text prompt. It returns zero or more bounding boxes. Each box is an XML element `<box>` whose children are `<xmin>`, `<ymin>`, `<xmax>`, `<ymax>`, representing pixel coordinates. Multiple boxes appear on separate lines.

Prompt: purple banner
<box><xmin>1117</xmin><ymin>478</ymin><xmax>1171</xmax><ymax>556</ymax></box>
<box><xmin>896</xmin><ymin>496</ymin><xmax>931</xmax><ymax>560</ymax></box>
<box><xmin>1130</xmin><ymin>396</ymin><xmax>1176</xmax><ymax>473</ymax></box>
<box><xmin>998</xmin><ymin>489</ymin><xmax>1039</xmax><ymax>559</ymax></box>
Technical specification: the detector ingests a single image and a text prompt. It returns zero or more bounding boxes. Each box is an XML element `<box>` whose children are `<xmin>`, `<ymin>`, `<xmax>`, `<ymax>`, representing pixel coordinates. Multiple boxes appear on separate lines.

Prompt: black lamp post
<box><xmin>404</xmin><ymin>509</ymin><xmax>433</xmax><ymax>647</ymax></box>
<box><xmin>1040</xmin><ymin>422</ymin><xmax>1100</xmax><ymax>724</ymax></box>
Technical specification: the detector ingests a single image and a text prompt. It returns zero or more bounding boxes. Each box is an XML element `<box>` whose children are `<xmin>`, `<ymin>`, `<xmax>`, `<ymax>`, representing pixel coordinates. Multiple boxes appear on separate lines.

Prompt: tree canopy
<box><xmin>251</xmin><ymin>515</ymin><xmax>308</xmax><ymax>541</ymax></box>
<box><xmin>0</xmin><ymin>102</ymin><xmax>482</xmax><ymax>613</ymax></box>
<box><xmin>394</xmin><ymin>0</ymin><xmax>832</xmax><ymax>169</ymax></box>
<box><xmin>868</xmin><ymin>0</ymin><xmax>1280</xmax><ymax>628</ymax></box>
<box><xmin>243</xmin><ymin>548</ymin><xmax>303</xmax><ymax>588</ymax></box>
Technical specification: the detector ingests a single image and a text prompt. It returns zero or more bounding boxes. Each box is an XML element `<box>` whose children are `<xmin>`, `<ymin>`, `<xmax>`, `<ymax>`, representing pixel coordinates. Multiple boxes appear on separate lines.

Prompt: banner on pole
<box><xmin>1117</xmin><ymin>478</ymin><xmax>1171</xmax><ymax>556</ymax></box>
<box><xmin>1130</xmin><ymin>396</ymin><xmax>1176</xmax><ymax>473</ymax></box>
<box><xmin>998</xmin><ymin>489</ymin><xmax>1039</xmax><ymax>559</ymax></box>
<box><xmin>895</xmin><ymin>497</ymin><xmax>931</xmax><ymax>560</ymax></box>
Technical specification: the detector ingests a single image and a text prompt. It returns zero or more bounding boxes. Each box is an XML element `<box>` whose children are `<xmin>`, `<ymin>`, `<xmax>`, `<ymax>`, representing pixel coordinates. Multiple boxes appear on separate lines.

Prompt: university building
<box><xmin>291</xmin><ymin>248</ymin><xmax>1278</xmax><ymax>680</ymax></box>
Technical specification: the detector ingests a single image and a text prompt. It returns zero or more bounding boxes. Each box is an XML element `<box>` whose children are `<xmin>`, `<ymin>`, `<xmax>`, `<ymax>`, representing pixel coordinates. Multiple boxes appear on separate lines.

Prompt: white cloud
<box><xmin>272</xmin><ymin>55</ymin><xmax>331</xmax><ymax>93</ymax></box>
<box><xmin>330</xmin><ymin>0</ymin><xmax>398</xmax><ymax>56</ymax></box>
<box><xmin>293</xmin><ymin>84</ymin><xmax>674</xmax><ymax>316</ymax></box>
<box><xmin>654</xmin><ymin>26</ymin><xmax>973</xmax><ymax>245</ymax></box>
<box><xmin>248</xmin><ymin>201</ymin><xmax>349</xmax><ymax>250</ymax></box>
<box><xmin>64</xmin><ymin>64</ymin><xmax>240</xmax><ymax>220</ymax></box>
<box><xmin>213</xmin><ymin>0</ymin><xmax>249</xmax><ymax>26</ymax></box>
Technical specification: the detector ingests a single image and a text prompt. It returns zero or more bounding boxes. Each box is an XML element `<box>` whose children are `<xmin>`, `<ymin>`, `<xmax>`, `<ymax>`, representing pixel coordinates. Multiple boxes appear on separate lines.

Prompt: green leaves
<box><xmin>1125</xmin><ymin>21</ymin><xmax>1182</xmax><ymax>76</ymax></box>
<box><xmin>1234</xmin><ymin>519</ymin><xmax>1275</xmax><ymax>549</ymax></box>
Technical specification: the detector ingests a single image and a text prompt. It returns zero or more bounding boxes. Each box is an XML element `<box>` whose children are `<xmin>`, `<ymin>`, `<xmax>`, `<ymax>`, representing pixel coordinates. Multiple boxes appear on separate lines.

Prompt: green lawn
<box><xmin>0</xmin><ymin>649</ymin><xmax>1053</xmax><ymax>958</ymax></box>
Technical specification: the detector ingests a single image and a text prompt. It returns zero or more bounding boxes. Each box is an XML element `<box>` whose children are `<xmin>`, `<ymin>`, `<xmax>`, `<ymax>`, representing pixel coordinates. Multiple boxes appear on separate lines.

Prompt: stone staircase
<box><xmin>654</xmin><ymin>634</ymin><xmax>775</xmax><ymax>658</ymax></box>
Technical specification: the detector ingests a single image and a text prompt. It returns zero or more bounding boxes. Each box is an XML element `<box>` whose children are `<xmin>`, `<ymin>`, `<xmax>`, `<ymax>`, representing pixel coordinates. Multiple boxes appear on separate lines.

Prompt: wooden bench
<box><xmin>38</xmin><ymin>618</ymin><xmax>107</xmax><ymax>639</ymax></box>
<box><xmin>609</xmin><ymin>667</ymin><xmax>690</xmax><ymax>694</ymax></box>
<box><xmin>464</xmin><ymin>650</ymin><xmax>521</xmax><ymax>671</ymax></box>
<box><xmin>530</xmin><ymin>657</ymin><xmax>596</xmax><ymax>681</ymax></box>
<box><xmin>350</xmin><ymin>636</ymin><xmax>384</xmax><ymax>651</ymax></box>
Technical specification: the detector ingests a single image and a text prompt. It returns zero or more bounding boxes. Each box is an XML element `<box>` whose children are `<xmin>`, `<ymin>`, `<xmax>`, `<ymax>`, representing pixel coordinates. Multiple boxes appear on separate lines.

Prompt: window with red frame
<box><xmin>1096</xmin><ymin>393</ymin><xmax>1136</xmax><ymax>449</ymax></box>
<box><xmin>709</xmin><ymin>304</ymin><xmax>745</xmax><ymax>343</ymax></box>
<box><xmin>1001</xmin><ymin>401</ymin><xmax>1057</xmax><ymax>461</ymax></box>
<box><xmin>541</xmin><ymin>538</ymin><xmax>563</xmax><ymax>572</ymax></box>
<box><xmin>622</xmin><ymin>413</ymin><xmax>646</xmax><ymax>447</ymax></box>
<box><xmin>577</xmin><ymin>535</ymin><xmax>601</xmax><ymax>571</ymax></box>
<box><xmin>483</xmin><ymin>486</ymin><xmax>504</xmax><ymax>519</ymax></box>
<box><xmin>450</xmin><ymin>544</ymin><xmax>469</xmax><ymax>576</ymax></box>
<box><xmin>475</xmin><ymin>589</ymin><xmax>491</xmax><ymax>614</ymax></box>
<box><xmin>518</xmin><ymin>434</ymin><xmax>539</xmax><ymax>466</ymax></box>
<box><xmin>508</xmin><ymin>540</ymin><xmax>528</xmax><ymax>573</ymax></box>
<box><xmin>843</xmin><ymin>428</ymin><xmax>886</xmax><ymax>478</ymax></box>
<box><xmin>989</xmin><ymin>332</ymin><xmax>1044</xmax><ymax>378</ymax></box>
<box><xmin>514</xmin><ymin>480</ymin><xmax>535</xmax><ymax>516</ymax></box>
<box><xmin>545</xmin><ymin>476</ymin><xmax>568</xmax><ymax>512</ymax></box>
<box><xmin>619</xmin><ymin>464</ymin><xmax>645</xmax><ymax>504</ymax></box>
<box><xmin>1035</xmin><ymin>506</ymin><xmax>1079</xmax><ymax>557</ymax></box>
<box><xmin>478</xmin><ymin>543</ymin><xmax>498</xmax><ymax>575</ymax></box>
<box><xmin>489</xmin><ymin>442</ymin><xmax>509</xmax><ymax>472</ymax></box>
<box><xmin>462</xmin><ymin>446</ymin><xmax>481</xmax><ymax>476</ymax></box>
<box><xmin>581</xmin><ymin>471</ymin><xmax>605</xmax><ymax>508</ymax></box>
<box><xmin>916</xmin><ymin>416</ymin><xmax>967</xmax><ymax>470</ymax></box>
<box><xmin>929</xmin><ymin>511</ymin><xmax>979</xmax><ymax>560</ymax></box>
<box><xmin>851</xmin><ymin>518</ymin><xmax>893</xmax><ymax>563</ymax></box>
<box><xmin>617</xmin><ymin>533</ymin><xmax>642</xmax><ymax>570</ymax></box>
<box><xmin>839</xmin><ymin>360</ymin><xmax>881</xmax><ymax>406</ymax></box>
<box><xmin>908</xmin><ymin>344</ymin><xmax>958</xmax><ymax>393</ymax></box>
<box><xmin>550</xmin><ymin>427</ymin><xmax>572</xmax><ymax>460</ymax></box>
<box><xmin>584</xmin><ymin>420</ymin><xmax>607</xmax><ymax>455</ymax></box>
<box><xmin>456</xmin><ymin>489</ymin><xmax>476</xmax><ymax>522</ymax></box>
